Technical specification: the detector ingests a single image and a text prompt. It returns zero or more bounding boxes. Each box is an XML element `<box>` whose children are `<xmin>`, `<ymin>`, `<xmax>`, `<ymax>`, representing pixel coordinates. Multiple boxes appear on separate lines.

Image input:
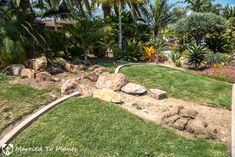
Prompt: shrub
<box><xmin>186</xmin><ymin>44</ymin><xmax>208</xmax><ymax>69</ymax></box>
<box><xmin>0</xmin><ymin>38</ymin><xmax>25</xmax><ymax>67</ymax></box>
<box><xmin>170</xmin><ymin>52</ymin><xmax>182</xmax><ymax>67</ymax></box>
<box><xmin>205</xmin><ymin>35</ymin><xmax>233</xmax><ymax>54</ymax></box>
<box><xmin>207</xmin><ymin>53</ymin><xmax>228</xmax><ymax>67</ymax></box>
<box><xmin>174</xmin><ymin>12</ymin><xmax>227</xmax><ymax>44</ymax></box>
<box><xmin>115</xmin><ymin>39</ymin><xmax>146</xmax><ymax>62</ymax></box>
<box><xmin>144</xmin><ymin>46</ymin><xmax>156</xmax><ymax>62</ymax></box>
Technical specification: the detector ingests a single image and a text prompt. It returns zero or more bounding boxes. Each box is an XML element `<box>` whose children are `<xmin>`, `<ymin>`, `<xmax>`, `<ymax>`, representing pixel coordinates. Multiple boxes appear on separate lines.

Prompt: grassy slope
<box><xmin>0</xmin><ymin>74</ymin><xmax>53</xmax><ymax>133</ymax></box>
<box><xmin>122</xmin><ymin>65</ymin><xmax>232</xmax><ymax>109</ymax></box>
<box><xmin>11</xmin><ymin>98</ymin><xmax>228</xmax><ymax>157</ymax></box>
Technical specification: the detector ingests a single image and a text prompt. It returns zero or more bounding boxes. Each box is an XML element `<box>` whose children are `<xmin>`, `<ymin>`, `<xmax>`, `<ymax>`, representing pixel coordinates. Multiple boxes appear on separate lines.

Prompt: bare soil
<box><xmin>7</xmin><ymin>70</ymin><xmax>231</xmax><ymax>146</ymax></box>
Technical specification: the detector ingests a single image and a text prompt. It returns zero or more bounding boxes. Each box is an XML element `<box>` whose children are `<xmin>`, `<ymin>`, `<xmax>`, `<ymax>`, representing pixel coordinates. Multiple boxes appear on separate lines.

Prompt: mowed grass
<box><xmin>0</xmin><ymin>74</ymin><xmax>53</xmax><ymax>133</ymax></box>
<box><xmin>122</xmin><ymin>65</ymin><xmax>232</xmax><ymax>109</ymax></box>
<box><xmin>11</xmin><ymin>97</ymin><xmax>228</xmax><ymax>157</ymax></box>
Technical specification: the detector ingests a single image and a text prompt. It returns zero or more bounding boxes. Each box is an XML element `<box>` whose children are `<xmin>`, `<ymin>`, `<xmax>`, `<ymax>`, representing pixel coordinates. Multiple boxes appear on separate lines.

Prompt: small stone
<box><xmin>51</xmin><ymin>77</ymin><xmax>60</xmax><ymax>82</ymax></box>
<box><xmin>20</xmin><ymin>68</ymin><xmax>36</xmax><ymax>78</ymax></box>
<box><xmin>149</xmin><ymin>89</ymin><xmax>167</xmax><ymax>100</ymax></box>
<box><xmin>121</xmin><ymin>83</ymin><xmax>147</xmax><ymax>95</ymax></box>
<box><xmin>172</xmin><ymin>118</ymin><xmax>189</xmax><ymax>130</ymax></box>
<box><xmin>179</xmin><ymin>108</ymin><xmax>198</xmax><ymax>119</ymax></box>
<box><xmin>93</xmin><ymin>89</ymin><xmax>122</xmax><ymax>103</ymax></box>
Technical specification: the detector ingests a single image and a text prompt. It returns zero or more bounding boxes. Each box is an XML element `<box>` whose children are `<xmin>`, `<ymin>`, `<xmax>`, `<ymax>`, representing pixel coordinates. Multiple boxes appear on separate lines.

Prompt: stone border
<box><xmin>0</xmin><ymin>91</ymin><xmax>80</xmax><ymax>149</ymax></box>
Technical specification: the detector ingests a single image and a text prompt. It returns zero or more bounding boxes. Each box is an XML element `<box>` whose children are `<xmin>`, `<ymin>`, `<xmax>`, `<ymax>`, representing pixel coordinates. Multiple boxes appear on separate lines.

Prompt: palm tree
<box><xmin>92</xmin><ymin>0</ymin><xmax>146</xmax><ymax>50</ymax></box>
<box><xmin>184</xmin><ymin>0</ymin><xmax>213</xmax><ymax>12</ymax></box>
<box><xmin>148</xmin><ymin>0</ymin><xmax>175</xmax><ymax>41</ymax></box>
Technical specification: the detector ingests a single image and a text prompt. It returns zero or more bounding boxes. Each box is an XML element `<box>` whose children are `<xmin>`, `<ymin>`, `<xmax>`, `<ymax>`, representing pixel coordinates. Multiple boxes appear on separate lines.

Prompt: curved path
<box><xmin>0</xmin><ymin>91</ymin><xmax>80</xmax><ymax>149</ymax></box>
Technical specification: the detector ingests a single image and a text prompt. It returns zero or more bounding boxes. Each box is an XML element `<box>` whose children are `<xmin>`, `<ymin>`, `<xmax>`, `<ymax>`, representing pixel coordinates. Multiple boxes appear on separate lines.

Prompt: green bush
<box><xmin>170</xmin><ymin>52</ymin><xmax>181</xmax><ymax>67</ymax></box>
<box><xmin>207</xmin><ymin>53</ymin><xmax>231</xmax><ymax>66</ymax></box>
<box><xmin>114</xmin><ymin>39</ymin><xmax>146</xmax><ymax>62</ymax></box>
<box><xmin>174</xmin><ymin>12</ymin><xmax>227</xmax><ymax>44</ymax></box>
<box><xmin>205</xmin><ymin>35</ymin><xmax>233</xmax><ymax>54</ymax></box>
<box><xmin>186</xmin><ymin>44</ymin><xmax>209</xmax><ymax>69</ymax></box>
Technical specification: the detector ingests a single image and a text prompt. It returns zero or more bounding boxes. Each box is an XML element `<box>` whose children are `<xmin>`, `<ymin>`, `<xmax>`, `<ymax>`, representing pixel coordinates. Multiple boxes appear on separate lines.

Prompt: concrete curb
<box><xmin>232</xmin><ymin>84</ymin><xmax>235</xmax><ymax>156</ymax></box>
<box><xmin>114</xmin><ymin>63</ymin><xmax>148</xmax><ymax>73</ymax></box>
<box><xmin>0</xmin><ymin>91</ymin><xmax>80</xmax><ymax>149</ymax></box>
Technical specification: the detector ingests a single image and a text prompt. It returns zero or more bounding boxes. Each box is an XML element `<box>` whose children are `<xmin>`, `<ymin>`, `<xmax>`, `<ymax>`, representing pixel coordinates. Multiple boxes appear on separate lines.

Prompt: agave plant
<box><xmin>186</xmin><ymin>44</ymin><xmax>209</xmax><ymax>70</ymax></box>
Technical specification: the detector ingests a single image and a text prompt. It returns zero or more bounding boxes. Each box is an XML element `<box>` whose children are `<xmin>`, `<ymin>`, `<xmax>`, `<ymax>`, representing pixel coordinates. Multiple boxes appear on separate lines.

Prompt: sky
<box><xmin>168</xmin><ymin>0</ymin><xmax>235</xmax><ymax>6</ymax></box>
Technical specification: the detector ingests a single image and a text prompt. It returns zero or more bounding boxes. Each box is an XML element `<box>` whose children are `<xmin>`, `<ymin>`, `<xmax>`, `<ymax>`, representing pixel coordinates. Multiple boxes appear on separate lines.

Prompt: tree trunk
<box><xmin>20</xmin><ymin>0</ymin><xmax>34</xmax><ymax>22</ymax></box>
<box><xmin>53</xmin><ymin>16</ymin><xmax>58</xmax><ymax>31</ymax></box>
<box><xmin>102</xmin><ymin>4</ymin><xmax>111</xmax><ymax>18</ymax></box>
<box><xmin>118</xmin><ymin>0</ymin><xmax>122</xmax><ymax>50</ymax></box>
<box><xmin>84</xmin><ymin>48</ymin><xmax>88</xmax><ymax>65</ymax></box>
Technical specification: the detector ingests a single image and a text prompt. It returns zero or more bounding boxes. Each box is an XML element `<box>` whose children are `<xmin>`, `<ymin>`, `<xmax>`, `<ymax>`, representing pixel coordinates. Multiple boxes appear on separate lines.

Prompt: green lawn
<box><xmin>0</xmin><ymin>74</ymin><xmax>54</xmax><ymax>133</ymax></box>
<box><xmin>10</xmin><ymin>97</ymin><xmax>228</xmax><ymax>157</ymax></box>
<box><xmin>122</xmin><ymin>65</ymin><xmax>232</xmax><ymax>109</ymax></box>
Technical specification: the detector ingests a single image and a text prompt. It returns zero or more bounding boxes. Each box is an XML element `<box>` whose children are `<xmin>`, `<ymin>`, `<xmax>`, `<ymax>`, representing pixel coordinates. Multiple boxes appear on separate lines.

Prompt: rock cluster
<box><xmin>162</xmin><ymin>106</ymin><xmax>212</xmax><ymax>137</ymax></box>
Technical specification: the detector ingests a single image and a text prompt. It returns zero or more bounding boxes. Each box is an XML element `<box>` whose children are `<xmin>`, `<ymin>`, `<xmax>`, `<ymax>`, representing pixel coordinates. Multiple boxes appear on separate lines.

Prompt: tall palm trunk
<box><xmin>118</xmin><ymin>0</ymin><xmax>122</xmax><ymax>50</ymax></box>
<box><xmin>53</xmin><ymin>16</ymin><xmax>58</xmax><ymax>31</ymax></box>
<box><xmin>102</xmin><ymin>4</ymin><xmax>111</xmax><ymax>18</ymax></box>
<box><xmin>20</xmin><ymin>0</ymin><xmax>34</xmax><ymax>22</ymax></box>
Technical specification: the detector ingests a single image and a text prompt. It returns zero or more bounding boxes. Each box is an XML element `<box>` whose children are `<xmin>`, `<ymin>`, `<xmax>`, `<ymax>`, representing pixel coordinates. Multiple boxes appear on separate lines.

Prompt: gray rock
<box><xmin>149</xmin><ymin>89</ymin><xmax>167</xmax><ymax>100</ymax></box>
<box><xmin>121</xmin><ymin>83</ymin><xmax>147</xmax><ymax>95</ymax></box>
<box><xmin>3</xmin><ymin>64</ymin><xmax>25</xmax><ymax>76</ymax></box>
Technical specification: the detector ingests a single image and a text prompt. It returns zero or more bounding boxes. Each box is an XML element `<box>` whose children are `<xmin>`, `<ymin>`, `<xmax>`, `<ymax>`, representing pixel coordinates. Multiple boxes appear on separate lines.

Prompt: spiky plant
<box><xmin>186</xmin><ymin>43</ymin><xmax>208</xmax><ymax>70</ymax></box>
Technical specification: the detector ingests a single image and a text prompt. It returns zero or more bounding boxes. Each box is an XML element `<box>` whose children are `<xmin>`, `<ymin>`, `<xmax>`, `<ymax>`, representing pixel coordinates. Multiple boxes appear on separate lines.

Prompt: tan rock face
<box><xmin>96</xmin><ymin>73</ymin><xmax>128</xmax><ymax>91</ymax></box>
<box><xmin>35</xmin><ymin>72</ymin><xmax>52</xmax><ymax>81</ymax></box>
<box><xmin>87</xmin><ymin>72</ymin><xmax>99</xmax><ymax>82</ymax></box>
<box><xmin>64</xmin><ymin>63</ymin><xmax>84</xmax><ymax>73</ymax></box>
<box><xmin>76</xmin><ymin>84</ymin><xmax>94</xmax><ymax>97</ymax></box>
<box><xmin>26</xmin><ymin>56</ymin><xmax>47</xmax><ymax>71</ymax></box>
<box><xmin>20</xmin><ymin>68</ymin><xmax>36</xmax><ymax>78</ymax></box>
<box><xmin>93</xmin><ymin>89</ymin><xmax>122</xmax><ymax>103</ymax></box>
<box><xmin>61</xmin><ymin>79</ymin><xmax>79</xmax><ymax>95</ymax></box>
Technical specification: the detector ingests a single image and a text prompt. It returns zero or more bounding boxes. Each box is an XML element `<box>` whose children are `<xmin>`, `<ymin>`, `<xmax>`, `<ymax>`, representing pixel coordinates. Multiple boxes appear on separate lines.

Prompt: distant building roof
<box><xmin>42</xmin><ymin>19</ymin><xmax>72</xmax><ymax>28</ymax></box>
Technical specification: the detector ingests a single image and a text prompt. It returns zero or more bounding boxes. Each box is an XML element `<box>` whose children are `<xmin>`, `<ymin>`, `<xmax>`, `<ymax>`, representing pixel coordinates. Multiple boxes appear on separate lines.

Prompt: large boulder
<box><xmin>76</xmin><ymin>84</ymin><xmax>94</xmax><ymax>97</ymax></box>
<box><xmin>2</xmin><ymin>64</ymin><xmax>25</xmax><ymax>76</ymax></box>
<box><xmin>35</xmin><ymin>71</ymin><xmax>52</xmax><ymax>81</ymax></box>
<box><xmin>96</xmin><ymin>73</ymin><xmax>128</xmax><ymax>91</ymax></box>
<box><xmin>93</xmin><ymin>89</ymin><xmax>122</xmax><ymax>103</ymax></box>
<box><xmin>26</xmin><ymin>56</ymin><xmax>47</xmax><ymax>71</ymax></box>
<box><xmin>61</xmin><ymin>79</ymin><xmax>79</xmax><ymax>95</ymax></box>
<box><xmin>121</xmin><ymin>83</ymin><xmax>147</xmax><ymax>95</ymax></box>
<box><xmin>87</xmin><ymin>72</ymin><xmax>99</xmax><ymax>82</ymax></box>
<box><xmin>20</xmin><ymin>68</ymin><xmax>36</xmax><ymax>78</ymax></box>
<box><xmin>185</xmin><ymin>119</ymin><xmax>208</xmax><ymax>134</ymax></box>
<box><xmin>149</xmin><ymin>89</ymin><xmax>167</xmax><ymax>100</ymax></box>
